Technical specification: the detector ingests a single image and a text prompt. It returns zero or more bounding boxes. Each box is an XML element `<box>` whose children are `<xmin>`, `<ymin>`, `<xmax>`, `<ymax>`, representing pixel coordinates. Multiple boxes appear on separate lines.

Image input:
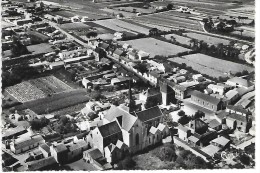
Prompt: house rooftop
<box><xmin>188</xmin><ymin>135</ymin><xmax>200</xmax><ymax>143</ymax></box>
<box><xmin>39</xmin><ymin>143</ymin><xmax>50</xmax><ymax>154</ymax></box>
<box><xmin>53</xmin><ymin>143</ymin><xmax>67</xmax><ymax>153</ymax></box>
<box><xmin>201</xmin><ymin>144</ymin><xmax>220</xmax><ymax>157</ymax></box>
<box><xmin>211</xmin><ymin>136</ymin><xmax>230</xmax><ymax>147</ymax></box>
<box><xmin>190</xmin><ymin>90</ymin><xmax>221</xmax><ymax>105</ymax></box>
<box><xmin>207</xmin><ymin>119</ymin><xmax>221</xmax><ymax>129</ymax></box>
<box><xmin>226</xmin><ymin>105</ymin><xmax>249</xmax><ymax>114</ymax></box>
<box><xmin>227</xmin><ymin>77</ymin><xmax>252</xmax><ymax>88</ymax></box>
<box><xmin>227</xmin><ymin>113</ymin><xmax>247</xmax><ymax>122</ymax></box>
<box><xmin>225</xmin><ymin>90</ymin><xmax>238</xmax><ymax>99</ymax></box>
<box><xmin>84</xmin><ymin>148</ymin><xmax>103</xmax><ymax>160</ymax></box>
<box><xmin>135</xmin><ymin>106</ymin><xmax>162</xmax><ymax>123</ymax></box>
<box><xmin>13</xmin><ymin>135</ymin><xmax>44</xmax><ymax>150</ymax></box>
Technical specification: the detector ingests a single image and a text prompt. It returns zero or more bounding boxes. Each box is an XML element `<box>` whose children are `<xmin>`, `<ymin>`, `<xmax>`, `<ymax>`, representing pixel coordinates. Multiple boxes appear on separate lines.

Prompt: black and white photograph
<box><xmin>1</xmin><ymin>0</ymin><xmax>257</xmax><ymax>172</ymax></box>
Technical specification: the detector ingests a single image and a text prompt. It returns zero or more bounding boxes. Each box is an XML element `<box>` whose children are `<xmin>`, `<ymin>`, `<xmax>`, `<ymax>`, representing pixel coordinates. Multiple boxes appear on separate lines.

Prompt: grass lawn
<box><xmin>119</xmin><ymin>37</ymin><xmax>191</xmax><ymax>57</ymax></box>
<box><xmin>184</xmin><ymin>32</ymin><xmax>231</xmax><ymax>45</ymax></box>
<box><xmin>27</xmin><ymin>43</ymin><xmax>54</xmax><ymax>55</ymax></box>
<box><xmin>169</xmin><ymin>53</ymin><xmax>254</xmax><ymax>78</ymax></box>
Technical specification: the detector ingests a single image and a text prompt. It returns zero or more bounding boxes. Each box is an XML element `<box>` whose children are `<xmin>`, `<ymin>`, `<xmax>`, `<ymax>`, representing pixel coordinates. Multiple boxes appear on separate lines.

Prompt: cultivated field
<box><xmin>119</xmin><ymin>38</ymin><xmax>191</xmax><ymax>58</ymax></box>
<box><xmin>60</xmin><ymin>23</ymin><xmax>91</xmax><ymax>30</ymax></box>
<box><xmin>169</xmin><ymin>53</ymin><xmax>254</xmax><ymax>78</ymax></box>
<box><xmin>133</xmin><ymin>12</ymin><xmax>203</xmax><ymax>31</ymax></box>
<box><xmin>15</xmin><ymin>90</ymin><xmax>89</xmax><ymax>114</ymax></box>
<box><xmin>184</xmin><ymin>32</ymin><xmax>231</xmax><ymax>45</ymax></box>
<box><xmin>165</xmin><ymin>33</ymin><xmax>192</xmax><ymax>45</ymax></box>
<box><xmin>93</xmin><ymin>19</ymin><xmax>150</xmax><ymax>35</ymax></box>
<box><xmin>5</xmin><ymin>76</ymin><xmax>72</xmax><ymax>103</ymax></box>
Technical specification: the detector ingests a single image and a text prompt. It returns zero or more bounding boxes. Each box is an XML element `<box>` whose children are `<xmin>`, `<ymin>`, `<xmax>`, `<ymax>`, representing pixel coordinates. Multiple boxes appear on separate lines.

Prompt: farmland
<box><xmin>132</xmin><ymin>12</ymin><xmax>203</xmax><ymax>31</ymax></box>
<box><xmin>183</xmin><ymin>32</ymin><xmax>231</xmax><ymax>45</ymax></box>
<box><xmin>15</xmin><ymin>90</ymin><xmax>89</xmax><ymax>114</ymax></box>
<box><xmin>119</xmin><ymin>38</ymin><xmax>191</xmax><ymax>58</ymax></box>
<box><xmin>169</xmin><ymin>53</ymin><xmax>254</xmax><ymax>78</ymax></box>
<box><xmin>5</xmin><ymin>76</ymin><xmax>72</xmax><ymax>103</ymax></box>
<box><xmin>93</xmin><ymin>19</ymin><xmax>150</xmax><ymax>35</ymax></box>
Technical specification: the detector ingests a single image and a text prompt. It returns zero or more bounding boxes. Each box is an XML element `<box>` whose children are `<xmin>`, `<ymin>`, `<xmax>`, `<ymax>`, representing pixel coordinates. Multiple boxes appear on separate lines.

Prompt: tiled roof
<box><xmin>104</xmin><ymin>105</ymin><xmax>137</xmax><ymax>131</ymax></box>
<box><xmin>135</xmin><ymin>106</ymin><xmax>162</xmax><ymax>123</ymax></box>
<box><xmin>226</xmin><ymin>105</ymin><xmax>248</xmax><ymax>114</ymax></box>
<box><xmin>227</xmin><ymin>77</ymin><xmax>252</xmax><ymax>87</ymax></box>
<box><xmin>98</xmin><ymin>121</ymin><xmax>122</xmax><ymax>138</ymax></box>
<box><xmin>225</xmin><ymin>90</ymin><xmax>238</xmax><ymax>99</ymax></box>
<box><xmin>68</xmin><ymin>140</ymin><xmax>88</xmax><ymax>152</ymax></box>
<box><xmin>227</xmin><ymin>113</ymin><xmax>247</xmax><ymax>122</ymax></box>
<box><xmin>190</xmin><ymin>90</ymin><xmax>221</xmax><ymax>105</ymax></box>
<box><xmin>27</xmin><ymin>156</ymin><xmax>57</xmax><ymax>171</ymax></box>
<box><xmin>211</xmin><ymin>136</ymin><xmax>230</xmax><ymax>146</ymax></box>
<box><xmin>207</xmin><ymin>119</ymin><xmax>221</xmax><ymax>129</ymax></box>
<box><xmin>2</xmin><ymin>126</ymin><xmax>27</xmax><ymax>138</ymax></box>
<box><xmin>39</xmin><ymin>143</ymin><xmax>50</xmax><ymax>154</ymax></box>
<box><xmin>54</xmin><ymin>143</ymin><xmax>67</xmax><ymax>153</ymax></box>
<box><xmin>188</xmin><ymin>135</ymin><xmax>200</xmax><ymax>143</ymax></box>
<box><xmin>13</xmin><ymin>135</ymin><xmax>44</xmax><ymax>150</ymax></box>
<box><xmin>84</xmin><ymin>148</ymin><xmax>103</xmax><ymax>160</ymax></box>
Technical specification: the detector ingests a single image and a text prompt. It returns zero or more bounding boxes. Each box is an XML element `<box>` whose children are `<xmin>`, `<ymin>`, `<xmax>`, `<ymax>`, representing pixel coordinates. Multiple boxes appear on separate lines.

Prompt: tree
<box><xmin>149</xmin><ymin>28</ymin><xmax>159</xmax><ymax>36</ymax></box>
<box><xmin>117</xmin><ymin>156</ymin><xmax>136</xmax><ymax>170</ymax></box>
<box><xmin>11</xmin><ymin>36</ymin><xmax>30</xmax><ymax>57</ymax></box>
<box><xmin>86</xmin><ymin>31</ymin><xmax>98</xmax><ymax>39</ymax></box>
<box><xmin>178</xmin><ymin>110</ymin><xmax>185</xmax><ymax>117</ymax></box>
<box><xmin>144</xmin><ymin>97</ymin><xmax>160</xmax><ymax>109</ymax></box>
<box><xmin>178</xmin><ymin>115</ymin><xmax>191</xmax><ymax>125</ymax></box>
<box><xmin>194</xmin><ymin>110</ymin><xmax>205</xmax><ymax>119</ymax></box>
<box><xmin>87</xmin><ymin>112</ymin><xmax>98</xmax><ymax>121</ymax></box>
<box><xmin>167</xmin><ymin>4</ymin><xmax>173</xmax><ymax>10</ymax></box>
<box><xmin>153</xmin><ymin>144</ymin><xmax>177</xmax><ymax>161</ymax></box>
<box><xmin>170</xmin><ymin>36</ymin><xmax>176</xmax><ymax>43</ymax></box>
<box><xmin>134</xmin><ymin>62</ymin><xmax>148</xmax><ymax>74</ymax></box>
<box><xmin>91</xmin><ymin>92</ymin><xmax>104</xmax><ymax>101</ymax></box>
<box><xmin>239</xmin><ymin>154</ymin><xmax>250</xmax><ymax>165</ymax></box>
<box><xmin>93</xmin><ymin>85</ymin><xmax>100</xmax><ymax>91</ymax></box>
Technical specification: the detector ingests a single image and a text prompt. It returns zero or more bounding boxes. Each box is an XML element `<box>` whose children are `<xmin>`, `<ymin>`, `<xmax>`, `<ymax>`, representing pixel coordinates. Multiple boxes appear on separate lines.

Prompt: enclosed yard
<box><xmin>184</xmin><ymin>32</ymin><xmax>231</xmax><ymax>45</ymax></box>
<box><xmin>119</xmin><ymin>38</ymin><xmax>191</xmax><ymax>57</ymax></box>
<box><xmin>169</xmin><ymin>53</ymin><xmax>254</xmax><ymax>78</ymax></box>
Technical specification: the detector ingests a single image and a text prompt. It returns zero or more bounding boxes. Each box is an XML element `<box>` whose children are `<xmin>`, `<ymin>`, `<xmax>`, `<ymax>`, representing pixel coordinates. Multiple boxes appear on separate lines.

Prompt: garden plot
<box><xmin>184</xmin><ymin>32</ymin><xmax>230</xmax><ymax>45</ymax></box>
<box><xmin>169</xmin><ymin>53</ymin><xmax>254</xmax><ymax>78</ymax></box>
<box><xmin>15</xmin><ymin>90</ymin><xmax>89</xmax><ymax>114</ymax></box>
<box><xmin>119</xmin><ymin>38</ymin><xmax>191</xmax><ymax>58</ymax></box>
<box><xmin>5</xmin><ymin>76</ymin><xmax>72</xmax><ymax>103</ymax></box>
<box><xmin>5</xmin><ymin>82</ymin><xmax>46</xmax><ymax>103</ymax></box>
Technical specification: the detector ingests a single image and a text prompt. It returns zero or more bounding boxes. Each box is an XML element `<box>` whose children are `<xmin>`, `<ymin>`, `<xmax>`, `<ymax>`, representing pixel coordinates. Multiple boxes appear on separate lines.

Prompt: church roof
<box><xmin>98</xmin><ymin>121</ymin><xmax>122</xmax><ymax>138</ymax></box>
<box><xmin>135</xmin><ymin>106</ymin><xmax>162</xmax><ymax>123</ymax></box>
<box><xmin>104</xmin><ymin>105</ymin><xmax>137</xmax><ymax>132</ymax></box>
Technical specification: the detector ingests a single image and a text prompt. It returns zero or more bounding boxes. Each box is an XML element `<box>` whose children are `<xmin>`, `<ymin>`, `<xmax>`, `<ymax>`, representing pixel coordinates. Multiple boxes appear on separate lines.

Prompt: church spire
<box><xmin>128</xmin><ymin>79</ymin><xmax>135</xmax><ymax>113</ymax></box>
